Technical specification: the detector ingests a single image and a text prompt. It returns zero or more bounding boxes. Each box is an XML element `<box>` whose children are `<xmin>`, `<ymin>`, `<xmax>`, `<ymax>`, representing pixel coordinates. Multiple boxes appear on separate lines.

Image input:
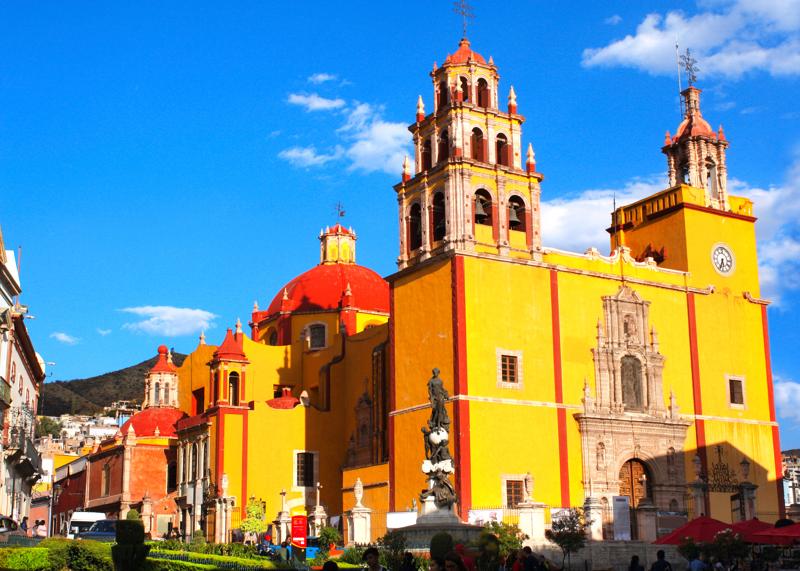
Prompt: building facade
<box><xmin>144</xmin><ymin>38</ymin><xmax>781</xmax><ymax>543</ymax></box>
<box><xmin>0</xmin><ymin>226</ymin><xmax>45</xmax><ymax>521</ymax></box>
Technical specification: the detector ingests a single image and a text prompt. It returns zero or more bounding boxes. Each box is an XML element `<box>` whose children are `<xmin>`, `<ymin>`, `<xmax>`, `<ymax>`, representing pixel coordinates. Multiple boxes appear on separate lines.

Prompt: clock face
<box><xmin>711</xmin><ymin>244</ymin><xmax>735</xmax><ymax>275</ymax></box>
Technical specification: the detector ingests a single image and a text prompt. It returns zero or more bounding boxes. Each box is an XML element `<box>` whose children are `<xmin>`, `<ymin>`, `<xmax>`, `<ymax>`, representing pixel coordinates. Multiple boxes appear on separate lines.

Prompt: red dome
<box><xmin>445</xmin><ymin>39</ymin><xmax>486</xmax><ymax>65</ymax></box>
<box><xmin>266</xmin><ymin>263</ymin><xmax>389</xmax><ymax>317</ymax></box>
<box><xmin>120</xmin><ymin>407</ymin><xmax>186</xmax><ymax>438</ymax></box>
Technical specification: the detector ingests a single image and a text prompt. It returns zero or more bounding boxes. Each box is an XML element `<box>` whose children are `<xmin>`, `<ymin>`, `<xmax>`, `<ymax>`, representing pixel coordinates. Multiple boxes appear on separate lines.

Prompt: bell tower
<box><xmin>394</xmin><ymin>39</ymin><xmax>544</xmax><ymax>269</ymax></box>
<box><xmin>662</xmin><ymin>86</ymin><xmax>729</xmax><ymax>210</ymax></box>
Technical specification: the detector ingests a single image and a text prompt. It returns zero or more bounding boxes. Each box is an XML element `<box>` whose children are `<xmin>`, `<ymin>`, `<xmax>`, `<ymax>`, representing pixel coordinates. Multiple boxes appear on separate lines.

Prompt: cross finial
<box><xmin>334</xmin><ymin>201</ymin><xmax>346</xmax><ymax>219</ymax></box>
<box><xmin>680</xmin><ymin>48</ymin><xmax>699</xmax><ymax>86</ymax></box>
<box><xmin>453</xmin><ymin>0</ymin><xmax>474</xmax><ymax>39</ymax></box>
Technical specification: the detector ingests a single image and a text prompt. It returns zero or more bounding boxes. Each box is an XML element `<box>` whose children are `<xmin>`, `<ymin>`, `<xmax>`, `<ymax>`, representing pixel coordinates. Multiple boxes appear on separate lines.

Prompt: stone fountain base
<box><xmin>398</xmin><ymin>497</ymin><xmax>484</xmax><ymax>550</ymax></box>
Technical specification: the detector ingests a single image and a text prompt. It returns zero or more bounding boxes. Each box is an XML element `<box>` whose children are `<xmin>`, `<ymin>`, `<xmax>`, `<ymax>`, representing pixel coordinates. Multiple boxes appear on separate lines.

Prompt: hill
<box><xmin>41</xmin><ymin>353</ymin><xmax>187</xmax><ymax>417</ymax></box>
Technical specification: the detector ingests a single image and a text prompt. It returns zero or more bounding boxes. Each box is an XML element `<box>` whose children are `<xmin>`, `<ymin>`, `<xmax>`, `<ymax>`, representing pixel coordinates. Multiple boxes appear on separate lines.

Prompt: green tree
<box><xmin>35</xmin><ymin>416</ymin><xmax>63</xmax><ymax>438</ymax></box>
<box><xmin>482</xmin><ymin>521</ymin><xmax>527</xmax><ymax>559</ymax></box>
<box><xmin>544</xmin><ymin>508</ymin><xmax>589</xmax><ymax>570</ymax></box>
<box><xmin>318</xmin><ymin>526</ymin><xmax>342</xmax><ymax>554</ymax></box>
<box><xmin>125</xmin><ymin>509</ymin><xmax>141</xmax><ymax>520</ymax></box>
<box><xmin>378</xmin><ymin>529</ymin><xmax>407</xmax><ymax>571</ymax></box>
<box><xmin>240</xmin><ymin>498</ymin><xmax>268</xmax><ymax>534</ymax></box>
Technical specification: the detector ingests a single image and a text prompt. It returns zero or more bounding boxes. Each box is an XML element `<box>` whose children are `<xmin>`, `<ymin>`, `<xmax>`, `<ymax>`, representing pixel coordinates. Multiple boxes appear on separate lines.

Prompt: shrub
<box><xmin>38</xmin><ymin>537</ymin><xmax>71</xmax><ymax>570</ymax></box>
<box><xmin>430</xmin><ymin>532</ymin><xmax>454</xmax><ymax>560</ymax></box>
<box><xmin>482</xmin><ymin>521</ymin><xmax>527</xmax><ymax>558</ymax></box>
<box><xmin>117</xmin><ymin>519</ymin><xmax>146</xmax><ymax>545</ymax></box>
<box><xmin>67</xmin><ymin>540</ymin><xmax>113</xmax><ymax>571</ymax></box>
<box><xmin>0</xmin><ymin>547</ymin><xmax>51</xmax><ymax>571</ymax></box>
<box><xmin>677</xmin><ymin>537</ymin><xmax>701</xmax><ymax>561</ymax></box>
<box><xmin>126</xmin><ymin>509</ymin><xmax>141</xmax><ymax>520</ymax></box>
<box><xmin>143</xmin><ymin>560</ymin><xmax>216</xmax><ymax>570</ymax></box>
<box><xmin>338</xmin><ymin>546</ymin><xmax>366</xmax><ymax>565</ymax></box>
<box><xmin>319</xmin><ymin>526</ymin><xmax>342</xmax><ymax>553</ymax></box>
<box><xmin>378</xmin><ymin>530</ymin><xmax>407</xmax><ymax>571</ymax></box>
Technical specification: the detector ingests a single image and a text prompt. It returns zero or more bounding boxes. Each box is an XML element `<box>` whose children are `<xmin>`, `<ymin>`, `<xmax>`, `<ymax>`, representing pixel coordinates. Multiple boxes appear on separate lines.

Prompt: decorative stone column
<box><xmin>583</xmin><ymin>495</ymin><xmax>604</xmax><ymax>542</ymax></box>
<box><xmin>636</xmin><ymin>500</ymin><xmax>657</xmax><ymax>542</ymax></box>
<box><xmin>347</xmin><ymin>478</ymin><xmax>372</xmax><ymax>545</ymax></box>
<box><xmin>141</xmin><ymin>495</ymin><xmax>154</xmax><ymax>536</ymax></box>
<box><xmin>310</xmin><ymin>482</ymin><xmax>328</xmax><ymax>537</ymax></box>
<box><xmin>273</xmin><ymin>489</ymin><xmax>292</xmax><ymax>544</ymax></box>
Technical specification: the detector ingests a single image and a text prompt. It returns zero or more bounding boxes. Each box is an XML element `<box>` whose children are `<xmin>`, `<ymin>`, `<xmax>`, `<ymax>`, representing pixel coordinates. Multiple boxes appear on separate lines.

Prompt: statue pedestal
<box><xmin>347</xmin><ymin>506</ymin><xmax>372</xmax><ymax>546</ymax></box>
<box><xmin>583</xmin><ymin>496</ymin><xmax>604</xmax><ymax>541</ymax></box>
<box><xmin>417</xmin><ymin>497</ymin><xmax>461</xmax><ymax>525</ymax></box>
<box><xmin>518</xmin><ymin>502</ymin><xmax>547</xmax><ymax>544</ymax></box>
<box><xmin>273</xmin><ymin>511</ymin><xmax>291</xmax><ymax>544</ymax></box>
<box><xmin>636</xmin><ymin>501</ymin><xmax>657</xmax><ymax>543</ymax></box>
<box><xmin>310</xmin><ymin>504</ymin><xmax>328</xmax><ymax>537</ymax></box>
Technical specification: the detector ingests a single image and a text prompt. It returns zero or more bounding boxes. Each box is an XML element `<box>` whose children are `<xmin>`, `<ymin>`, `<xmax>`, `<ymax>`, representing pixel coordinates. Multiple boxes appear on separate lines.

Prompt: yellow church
<box><xmin>169</xmin><ymin>38</ymin><xmax>783</xmax><ymax>544</ymax></box>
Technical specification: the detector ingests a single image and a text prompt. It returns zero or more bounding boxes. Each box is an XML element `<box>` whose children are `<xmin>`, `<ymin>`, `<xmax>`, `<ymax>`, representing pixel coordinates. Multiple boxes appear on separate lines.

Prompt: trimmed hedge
<box><xmin>150</xmin><ymin>549</ymin><xmax>278</xmax><ymax>569</ymax></box>
<box><xmin>143</xmin><ymin>560</ymin><xmax>217</xmax><ymax>570</ymax></box>
<box><xmin>0</xmin><ymin>547</ymin><xmax>50</xmax><ymax>570</ymax></box>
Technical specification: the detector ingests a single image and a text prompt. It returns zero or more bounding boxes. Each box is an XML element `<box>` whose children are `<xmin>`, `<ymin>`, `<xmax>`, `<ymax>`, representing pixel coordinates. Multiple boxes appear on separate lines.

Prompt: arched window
<box><xmin>409</xmin><ymin>203</ymin><xmax>422</xmax><ymax>251</ymax></box>
<box><xmin>669</xmin><ymin>498</ymin><xmax>679</xmax><ymax>512</ymax></box>
<box><xmin>10</xmin><ymin>363</ymin><xmax>15</xmax><ymax>385</ymax></box>
<box><xmin>680</xmin><ymin>163</ymin><xmax>690</xmax><ymax>184</ymax></box>
<box><xmin>268</xmin><ymin>329</ymin><xmax>278</xmax><ymax>346</ymax></box>
<box><xmin>459</xmin><ymin>76</ymin><xmax>470</xmax><ymax>102</ymax></box>
<box><xmin>228</xmin><ymin>372</ymin><xmax>240</xmax><ymax>406</ymax></box>
<box><xmin>438</xmin><ymin>130</ymin><xmax>449</xmax><ymax>162</ymax></box>
<box><xmin>621</xmin><ymin>355</ymin><xmax>643</xmax><ymax>409</ymax></box>
<box><xmin>474</xmin><ymin>190</ymin><xmax>493</xmax><ymax>226</ymax></box>
<box><xmin>706</xmin><ymin>158</ymin><xmax>718</xmax><ymax>198</ymax></box>
<box><xmin>154</xmin><ymin>382</ymin><xmax>161</xmax><ymax>405</ymax></box>
<box><xmin>470</xmin><ymin>128</ymin><xmax>485</xmax><ymax>162</ymax></box>
<box><xmin>477</xmin><ymin>78</ymin><xmax>490</xmax><ymax>108</ymax></box>
<box><xmin>437</xmin><ymin>80</ymin><xmax>448</xmax><ymax>109</ymax></box>
<box><xmin>308</xmin><ymin>324</ymin><xmax>326</xmax><ymax>350</ymax></box>
<box><xmin>432</xmin><ymin>193</ymin><xmax>446</xmax><ymax>242</ymax></box>
<box><xmin>421</xmin><ymin>138</ymin><xmax>432</xmax><ymax>171</ymax></box>
<box><xmin>495</xmin><ymin>133</ymin><xmax>509</xmax><ymax>166</ymax></box>
<box><xmin>163</xmin><ymin>383</ymin><xmax>170</xmax><ymax>406</ymax></box>
<box><xmin>508</xmin><ymin>196</ymin><xmax>526</xmax><ymax>232</ymax></box>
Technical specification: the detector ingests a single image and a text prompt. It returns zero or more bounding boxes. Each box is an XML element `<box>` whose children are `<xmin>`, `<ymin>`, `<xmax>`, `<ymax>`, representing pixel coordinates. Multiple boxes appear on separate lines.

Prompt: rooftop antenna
<box><xmin>675</xmin><ymin>41</ymin><xmax>683</xmax><ymax>117</ymax></box>
<box><xmin>453</xmin><ymin>0</ymin><xmax>474</xmax><ymax>39</ymax></box>
<box><xmin>680</xmin><ymin>48</ymin><xmax>699</xmax><ymax>86</ymax></box>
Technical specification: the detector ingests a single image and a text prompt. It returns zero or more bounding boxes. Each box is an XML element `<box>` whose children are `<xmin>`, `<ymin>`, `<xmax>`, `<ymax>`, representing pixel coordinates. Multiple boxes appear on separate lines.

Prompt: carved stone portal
<box><xmin>576</xmin><ymin>286</ymin><xmax>691</xmax><ymax>538</ymax></box>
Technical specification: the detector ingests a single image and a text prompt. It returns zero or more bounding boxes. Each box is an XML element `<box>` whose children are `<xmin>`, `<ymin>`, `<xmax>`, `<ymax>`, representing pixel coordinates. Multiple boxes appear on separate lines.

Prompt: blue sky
<box><xmin>2</xmin><ymin>1</ymin><xmax>800</xmax><ymax>443</ymax></box>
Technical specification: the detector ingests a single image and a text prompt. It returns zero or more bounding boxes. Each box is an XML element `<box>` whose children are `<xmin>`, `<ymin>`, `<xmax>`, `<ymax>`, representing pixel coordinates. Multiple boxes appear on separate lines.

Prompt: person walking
<box><xmin>363</xmin><ymin>547</ymin><xmax>388</xmax><ymax>571</ymax></box>
<box><xmin>629</xmin><ymin>555</ymin><xmax>645</xmax><ymax>571</ymax></box>
<box><xmin>651</xmin><ymin>550</ymin><xmax>672</xmax><ymax>571</ymax></box>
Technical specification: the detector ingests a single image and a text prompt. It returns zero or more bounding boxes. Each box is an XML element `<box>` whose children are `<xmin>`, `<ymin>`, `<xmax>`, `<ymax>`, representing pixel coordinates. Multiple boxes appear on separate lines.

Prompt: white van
<box><xmin>67</xmin><ymin>512</ymin><xmax>106</xmax><ymax>539</ymax></box>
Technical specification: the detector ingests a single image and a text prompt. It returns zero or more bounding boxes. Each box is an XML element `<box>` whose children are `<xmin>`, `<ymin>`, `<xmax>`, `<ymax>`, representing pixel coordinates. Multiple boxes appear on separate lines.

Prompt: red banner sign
<box><xmin>291</xmin><ymin>515</ymin><xmax>307</xmax><ymax>548</ymax></box>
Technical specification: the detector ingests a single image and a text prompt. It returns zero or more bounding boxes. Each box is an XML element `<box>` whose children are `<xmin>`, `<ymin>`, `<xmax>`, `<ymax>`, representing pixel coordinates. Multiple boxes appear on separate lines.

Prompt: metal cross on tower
<box><xmin>334</xmin><ymin>201</ymin><xmax>346</xmax><ymax>219</ymax></box>
<box><xmin>453</xmin><ymin>0</ymin><xmax>474</xmax><ymax>39</ymax></box>
<box><xmin>680</xmin><ymin>48</ymin><xmax>700</xmax><ymax>86</ymax></box>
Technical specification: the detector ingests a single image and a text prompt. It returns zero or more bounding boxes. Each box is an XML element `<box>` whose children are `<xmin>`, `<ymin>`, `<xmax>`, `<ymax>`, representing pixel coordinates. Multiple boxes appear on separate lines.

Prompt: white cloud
<box><xmin>776</xmin><ymin>378</ymin><xmax>800</xmax><ymax>422</ymax></box>
<box><xmin>96</xmin><ymin>328</ymin><xmax>112</xmax><ymax>336</ymax></box>
<box><xmin>287</xmin><ymin>93</ymin><xmax>346</xmax><ymax>112</ymax></box>
<box><xmin>50</xmin><ymin>332</ymin><xmax>79</xmax><ymax>345</ymax></box>
<box><xmin>278</xmin><ymin>145</ymin><xmax>344</xmax><ymax>168</ymax></box>
<box><xmin>120</xmin><ymin>306</ymin><xmax>216</xmax><ymax>337</ymax></box>
<box><xmin>541</xmin><ymin>178</ymin><xmax>664</xmax><ymax>254</ymax></box>
<box><xmin>308</xmin><ymin>73</ymin><xmax>337</xmax><ymax>84</ymax></box>
<box><xmin>582</xmin><ymin>0</ymin><xmax>800</xmax><ymax>78</ymax></box>
<box><xmin>280</xmin><ymin>99</ymin><xmax>411</xmax><ymax>175</ymax></box>
<box><xmin>605</xmin><ymin>14</ymin><xmax>623</xmax><ymax>25</ymax></box>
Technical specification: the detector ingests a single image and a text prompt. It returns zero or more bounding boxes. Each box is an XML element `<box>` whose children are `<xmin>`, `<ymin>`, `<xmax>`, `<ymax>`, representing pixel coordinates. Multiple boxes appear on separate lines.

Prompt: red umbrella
<box><xmin>750</xmin><ymin>523</ymin><xmax>800</xmax><ymax>546</ymax></box>
<box><xmin>731</xmin><ymin>519</ymin><xmax>773</xmax><ymax>543</ymax></box>
<box><xmin>654</xmin><ymin>516</ymin><xmax>732</xmax><ymax>545</ymax></box>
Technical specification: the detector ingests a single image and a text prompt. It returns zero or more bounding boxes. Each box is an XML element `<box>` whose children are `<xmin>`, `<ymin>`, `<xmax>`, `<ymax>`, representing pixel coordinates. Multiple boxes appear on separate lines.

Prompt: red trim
<box><xmin>761</xmin><ymin>306</ymin><xmax>786</xmax><ymax>518</ymax></box>
<box><xmin>687</xmin><ymin>293</ymin><xmax>710</xmax><ymax>515</ymax></box>
<box><xmin>549</xmin><ymin>270</ymin><xmax>570</xmax><ymax>507</ymax></box>
<box><xmin>451</xmin><ymin>256</ymin><xmax>471</xmax><ymax>515</ymax></box>
<box><xmin>524</xmin><ymin>208</ymin><xmax>533</xmax><ymax>248</ymax></box>
<box><xmin>242</xmin><ymin>412</ymin><xmax>249</xmax><ymax>506</ymax></box>
<box><xmin>491</xmin><ymin>202</ymin><xmax>499</xmax><ymax>243</ymax></box>
<box><xmin>216</xmin><ymin>412</ymin><xmax>225</xmax><ymax>492</ymax></box>
<box><xmin>388</xmin><ymin>283</ymin><xmax>396</xmax><ymax>512</ymax></box>
<box><xmin>240</xmin><ymin>371</ymin><xmax>246</xmax><ymax>402</ymax></box>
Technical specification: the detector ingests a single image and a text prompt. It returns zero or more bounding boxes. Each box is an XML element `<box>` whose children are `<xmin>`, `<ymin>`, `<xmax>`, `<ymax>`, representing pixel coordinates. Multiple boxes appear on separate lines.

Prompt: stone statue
<box><xmin>354</xmin><ymin>477</ymin><xmax>364</xmax><ymax>508</ymax></box>
<box><xmin>523</xmin><ymin>472</ymin><xmax>533</xmax><ymax>503</ymax></box>
<box><xmin>420</xmin><ymin>368</ymin><xmax>457</xmax><ymax>509</ymax></box>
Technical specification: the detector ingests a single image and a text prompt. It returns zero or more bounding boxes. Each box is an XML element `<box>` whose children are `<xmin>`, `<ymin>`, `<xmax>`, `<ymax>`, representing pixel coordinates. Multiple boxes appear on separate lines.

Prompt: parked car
<box><xmin>67</xmin><ymin>511</ymin><xmax>106</xmax><ymax>539</ymax></box>
<box><xmin>0</xmin><ymin>516</ymin><xmax>23</xmax><ymax>542</ymax></box>
<box><xmin>77</xmin><ymin>519</ymin><xmax>116</xmax><ymax>542</ymax></box>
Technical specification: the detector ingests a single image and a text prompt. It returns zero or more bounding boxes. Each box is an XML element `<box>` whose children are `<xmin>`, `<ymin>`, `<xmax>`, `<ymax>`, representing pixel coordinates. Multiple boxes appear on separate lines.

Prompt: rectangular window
<box><xmin>192</xmin><ymin>388</ymin><xmax>204</xmax><ymax>415</ymax></box>
<box><xmin>501</xmin><ymin>355</ymin><xmax>518</xmax><ymax>384</ymax></box>
<box><xmin>506</xmin><ymin>479</ymin><xmax>524</xmax><ymax>508</ymax></box>
<box><xmin>309</xmin><ymin>324</ymin><xmax>326</xmax><ymax>350</ymax></box>
<box><xmin>729</xmin><ymin>377</ymin><xmax>744</xmax><ymax>406</ymax></box>
<box><xmin>296</xmin><ymin>452</ymin><xmax>315</xmax><ymax>487</ymax></box>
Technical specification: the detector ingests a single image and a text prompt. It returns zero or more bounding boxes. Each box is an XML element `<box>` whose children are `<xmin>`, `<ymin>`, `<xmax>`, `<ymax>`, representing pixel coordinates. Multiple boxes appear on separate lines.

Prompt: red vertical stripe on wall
<box><xmin>216</xmin><ymin>412</ymin><xmax>225</xmax><ymax>491</ymax></box>
<box><xmin>388</xmin><ymin>283</ymin><xmax>396</xmax><ymax>512</ymax></box>
<box><xmin>242</xmin><ymin>412</ymin><xmax>248</xmax><ymax>512</ymax></box>
<box><xmin>687</xmin><ymin>293</ymin><xmax>711</xmax><ymax>515</ymax></box>
<box><xmin>451</xmin><ymin>256</ymin><xmax>471</xmax><ymax>516</ymax></box>
<box><xmin>761</xmin><ymin>305</ymin><xmax>786</xmax><ymax>518</ymax></box>
<box><xmin>549</xmin><ymin>270</ymin><xmax>570</xmax><ymax>507</ymax></box>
